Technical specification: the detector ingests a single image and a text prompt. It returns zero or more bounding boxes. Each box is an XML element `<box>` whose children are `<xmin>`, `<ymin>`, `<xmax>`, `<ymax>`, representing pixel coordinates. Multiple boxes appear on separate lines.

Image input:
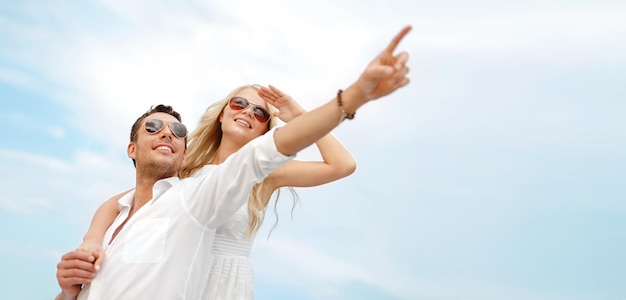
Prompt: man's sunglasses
<box><xmin>229</xmin><ymin>97</ymin><xmax>271</xmax><ymax>123</ymax></box>
<box><xmin>144</xmin><ymin>119</ymin><xmax>188</xmax><ymax>138</ymax></box>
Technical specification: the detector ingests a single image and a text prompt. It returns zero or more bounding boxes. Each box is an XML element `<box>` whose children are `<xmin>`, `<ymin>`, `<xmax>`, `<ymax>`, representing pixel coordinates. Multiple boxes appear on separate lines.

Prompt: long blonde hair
<box><xmin>179</xmin><ymin>84</ymin><xmax>295</xmax><ymax>236</ymax></box>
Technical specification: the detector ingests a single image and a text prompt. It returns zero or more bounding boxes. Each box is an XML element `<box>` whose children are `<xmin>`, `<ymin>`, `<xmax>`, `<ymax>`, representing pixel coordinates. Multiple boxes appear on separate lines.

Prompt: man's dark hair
<box><xmin>129</xmin><ymin>104</ymin><xmax>185</xmax><ymax>167</ymax></box>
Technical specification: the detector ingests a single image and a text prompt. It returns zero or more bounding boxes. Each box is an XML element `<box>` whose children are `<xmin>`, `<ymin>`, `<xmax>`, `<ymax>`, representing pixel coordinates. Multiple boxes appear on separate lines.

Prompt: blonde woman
<box><xmin>183</xmin><ymin>85</ymin><xmax>356</xmax><ymax>299</ymax></box>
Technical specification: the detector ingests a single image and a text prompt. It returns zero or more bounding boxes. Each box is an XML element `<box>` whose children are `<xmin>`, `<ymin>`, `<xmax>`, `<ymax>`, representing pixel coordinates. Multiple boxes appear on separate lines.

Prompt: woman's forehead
<box><xmin>236</xmin><ymin>88</ymin><xmax>266</xmax><ymax>105</ymax></box>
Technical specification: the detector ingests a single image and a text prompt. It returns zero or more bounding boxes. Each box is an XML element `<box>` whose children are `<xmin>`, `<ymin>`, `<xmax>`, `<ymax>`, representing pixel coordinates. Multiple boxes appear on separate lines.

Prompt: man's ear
<box><xmin>128</xmin><ymin>142</ymin><xmax>136</xmax><ymax>160</ymax></box>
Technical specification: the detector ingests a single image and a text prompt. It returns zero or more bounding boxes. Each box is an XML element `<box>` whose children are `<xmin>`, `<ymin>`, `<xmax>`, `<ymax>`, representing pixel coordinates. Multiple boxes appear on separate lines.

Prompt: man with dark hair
<box><xmin>56</xmin><ymin>104</ymin><xmax>193</xmax><ymax>299</ymax></box>
<box><xmin>56</xmin><ymin>101</ymin><xmax>298</xmax><ymax>300</ymax></box>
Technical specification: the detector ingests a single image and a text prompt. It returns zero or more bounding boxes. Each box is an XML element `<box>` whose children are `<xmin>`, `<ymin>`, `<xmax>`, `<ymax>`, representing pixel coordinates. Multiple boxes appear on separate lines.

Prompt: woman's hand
<box><xmin>78</xmin><ymin>240</ymin><xmax>105</xmax><ymax>271</ymax></box>
<box><xmin>258</xmin><ymin>85</ymin><xmax>306</xmax><ymax>123</ymax></box>
<box><xmin>354</xmin><ymin>25</ymin><xmax>411</xmax><ymax>102</ymax></box>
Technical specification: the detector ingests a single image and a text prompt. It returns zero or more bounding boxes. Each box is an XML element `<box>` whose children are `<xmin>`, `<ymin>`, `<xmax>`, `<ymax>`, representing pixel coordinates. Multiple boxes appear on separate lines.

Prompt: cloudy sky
<box><xmin>1</xmin><ymin>1</ymin><xmax>625</xmax><ymax>299</ymax></box>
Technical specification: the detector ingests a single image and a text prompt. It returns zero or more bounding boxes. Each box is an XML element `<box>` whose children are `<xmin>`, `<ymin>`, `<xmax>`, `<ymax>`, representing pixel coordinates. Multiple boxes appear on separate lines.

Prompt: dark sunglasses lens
<box><xmin>169</xmin><ymin>123</ymin><xmax>188</xmax><ymax>138</ymax></box>
<box><xmin>253</xmin><ymin>107</ymin><xmax>270</xmax><ymax>123</ymax></box>
<box><xmin>229</xmin><ymin>97</ymin><xmax>269</xmax><ymax>123</ymax></box>
<box><xmin>145</xmin><ymin>119</ymin><xmax>164</xmax><ymax>134</ymax></box>
<box><xmin>229</xmin><ymin>97</ymin><xmax>248</xmax><ymax>110</ymax></box>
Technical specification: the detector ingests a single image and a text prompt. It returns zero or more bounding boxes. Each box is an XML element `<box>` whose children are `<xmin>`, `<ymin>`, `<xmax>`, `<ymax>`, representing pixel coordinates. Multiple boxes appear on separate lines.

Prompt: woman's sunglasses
<box><xmin>144</xmin><ymin>119</ymin><xmax>188</xmax><ymax>138</ymax></box>
<box><xmin>228</xmin><ymin>97</ymin><xmax>271</xmax><ymax>123</ymax></box>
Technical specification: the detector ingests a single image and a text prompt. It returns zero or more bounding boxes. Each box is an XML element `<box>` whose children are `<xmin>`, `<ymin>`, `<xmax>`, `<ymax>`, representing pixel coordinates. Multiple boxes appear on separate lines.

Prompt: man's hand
<box><xmin>56</xmin><ymin>250</ymin><xmax>98</xmax><ymax>299</ymax></box>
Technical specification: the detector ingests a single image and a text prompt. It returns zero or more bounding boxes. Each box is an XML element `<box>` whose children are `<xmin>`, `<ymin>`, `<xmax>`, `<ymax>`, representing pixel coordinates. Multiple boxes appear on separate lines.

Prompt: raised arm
<box><xmin>258</xmin><ymin>85</ymin><xmax>356</xmax><ymax>189</ymax></box>
<box><xmin>186</xmin><ymin>25</ymin><xmax>410</xmax><ymax>227</ymax></box>
<box><xmin>273</xmin><ymin>25</ymin><xmax>411</xmax><ymax>156</ymax></box>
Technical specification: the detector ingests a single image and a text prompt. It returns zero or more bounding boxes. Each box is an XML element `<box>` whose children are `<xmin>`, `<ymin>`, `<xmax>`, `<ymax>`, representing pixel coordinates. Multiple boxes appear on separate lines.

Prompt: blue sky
<box><xmin>1</xmin><ymin>1</ymin><xmax>625</xmax><ymax>299</ymax></box>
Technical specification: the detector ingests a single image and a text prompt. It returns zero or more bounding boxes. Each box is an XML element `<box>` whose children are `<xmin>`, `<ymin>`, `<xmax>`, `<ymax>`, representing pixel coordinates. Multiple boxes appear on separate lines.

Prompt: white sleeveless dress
<box><xmin>203</xmin><ymin>204</ymin><xmax>255</xmax><ymax>299</ymax></box>
<box><xmin>194</xmin><ymin>165</ymin><xmax>256</xmax><ymax>299</ymax></box>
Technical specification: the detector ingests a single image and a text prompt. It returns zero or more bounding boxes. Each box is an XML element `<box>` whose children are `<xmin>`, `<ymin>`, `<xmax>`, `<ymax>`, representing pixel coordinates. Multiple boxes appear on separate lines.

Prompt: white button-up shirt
<box><xmin>78</xmin><ymin>128</ymin><xmax>293</xmax><ymax>300</ymax></box>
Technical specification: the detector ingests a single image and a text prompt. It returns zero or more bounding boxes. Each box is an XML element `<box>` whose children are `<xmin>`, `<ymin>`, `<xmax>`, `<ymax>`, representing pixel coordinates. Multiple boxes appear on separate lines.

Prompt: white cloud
<box><xmin>414</xmin><ymin>8</ymin><xmax>626</xmax><ymax>53</ymax></box>
<box><xmin>47</xmin><ymin>126</ymin><xmax>65</xmax><ymax>139</ymax></box>
<box><xmin>251</xmin><ymin>231</ymin><xmax>582</xmax><ymax>300</ymax></box>
<box><xmin>0</xmin><ymin>148</ymin><xmax>133</xmax><ymax>221</ymax></box>
<box><xmin>253</xmin><ymin>234</ymin><xmax>406</xmax><ymax>298</ymax></box>
<box><xmin>0</xmin><ymin>240</ymin><xmax>63</xmax><ymax>261</ymax></box>
<box><xmin>0</xmin><ymin>150</ymin><xmax>73</xmax><ymax>173</ymax></box>
<box><xmin>0</xmin><ymin>196</ymin><xmax>55</xmax><ymax>214</ymax></box>
<box><xmin>0</xmin><ymin>67</ymin><xmax>32</xmax><ymax>87</ymax></box>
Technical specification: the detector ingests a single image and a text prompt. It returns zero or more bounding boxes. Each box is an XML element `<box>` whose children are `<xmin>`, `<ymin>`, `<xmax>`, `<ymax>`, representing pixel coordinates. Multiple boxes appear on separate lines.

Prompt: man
<box><xmin>57</xmin><ymin>102</ymin><xmax>295</xmax><ymax>299</ymax></box>
<box><xmin>55</xmin><ymin>25</ymin><xmax>412</xmax><ymax>299</ymax></box>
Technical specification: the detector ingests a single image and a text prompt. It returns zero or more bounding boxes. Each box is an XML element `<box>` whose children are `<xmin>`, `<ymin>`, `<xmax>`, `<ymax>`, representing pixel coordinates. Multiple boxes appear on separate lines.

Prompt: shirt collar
<box><xmin>152</xmin><ymin>176</ymin><xmax>180</xmax><ymax>201</ymax></box>
<box><xmin>117</xmin><ymin>176</ymin><xmax>180</xmax><ymax>209</ymax></box>
<box><xmin>118</xmin><ymin>190</ymin><xmax>135</xmax><ymax>210</ymax></box>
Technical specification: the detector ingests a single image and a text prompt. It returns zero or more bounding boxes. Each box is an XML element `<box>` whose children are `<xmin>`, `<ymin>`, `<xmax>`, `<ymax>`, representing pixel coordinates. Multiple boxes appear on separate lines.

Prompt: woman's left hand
<box><xmin>258</xmin><ymin>85</ymin><xmax>306</xmax><ymax>123</ymax></box>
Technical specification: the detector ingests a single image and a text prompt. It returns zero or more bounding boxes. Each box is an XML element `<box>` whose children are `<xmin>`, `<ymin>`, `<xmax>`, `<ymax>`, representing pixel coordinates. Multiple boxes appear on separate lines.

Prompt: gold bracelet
<box><xmin>337</xmin><ymin>89</ymin><xmax>355</xmax><ymax>124</ymax></box>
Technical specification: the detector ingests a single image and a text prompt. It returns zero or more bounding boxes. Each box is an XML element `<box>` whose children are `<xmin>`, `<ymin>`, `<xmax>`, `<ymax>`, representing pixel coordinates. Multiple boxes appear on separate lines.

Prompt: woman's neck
<box><xmin>211</xmin><ymin>138</ymin><xmax>243</xmax><ymax>164</ymax></box>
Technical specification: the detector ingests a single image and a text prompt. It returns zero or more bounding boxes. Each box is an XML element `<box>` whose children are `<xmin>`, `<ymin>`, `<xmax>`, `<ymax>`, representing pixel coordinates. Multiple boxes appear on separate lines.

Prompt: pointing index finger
<box><xmin>385</xmin><ymin>25</ymin><xmax>412</xmax><ymax>54</ymax></box>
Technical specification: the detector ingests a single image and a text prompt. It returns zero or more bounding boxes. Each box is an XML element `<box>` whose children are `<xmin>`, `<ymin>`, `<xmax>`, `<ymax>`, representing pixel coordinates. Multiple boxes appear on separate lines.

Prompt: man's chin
<box><xmin>141</xmin><ymin>161</ymin><xmax>179</xmax><ymax>178</ymax></box>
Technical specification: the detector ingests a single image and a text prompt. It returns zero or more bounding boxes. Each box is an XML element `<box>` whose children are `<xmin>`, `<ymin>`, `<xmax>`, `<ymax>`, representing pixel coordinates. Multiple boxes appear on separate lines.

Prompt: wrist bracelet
<box><xmin>337</xmin><ymin>89</ymin><xmax>355</xmax><ymax>124</ymax></box>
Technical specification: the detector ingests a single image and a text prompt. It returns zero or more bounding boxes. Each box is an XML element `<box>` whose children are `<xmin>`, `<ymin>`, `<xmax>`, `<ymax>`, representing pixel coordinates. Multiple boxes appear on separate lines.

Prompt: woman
<box><xmin>80</xmin><ymin>85</ymin><xmax>356</xmax><ymax>299</ymax></box>
<box><xmin>183</xmin><ymin>84</ymin><xmax>356</xmax><ymax>299</ymax></box>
